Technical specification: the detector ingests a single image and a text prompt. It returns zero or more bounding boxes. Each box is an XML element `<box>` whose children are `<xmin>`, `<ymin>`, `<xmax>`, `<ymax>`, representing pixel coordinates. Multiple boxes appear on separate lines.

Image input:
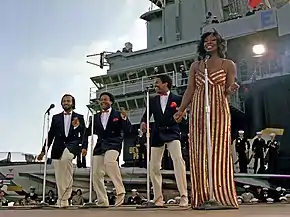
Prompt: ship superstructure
<box><xmin>87</xmin><ymin>0</ymin><xmax>290</xmax><ymax>168</ymax></box>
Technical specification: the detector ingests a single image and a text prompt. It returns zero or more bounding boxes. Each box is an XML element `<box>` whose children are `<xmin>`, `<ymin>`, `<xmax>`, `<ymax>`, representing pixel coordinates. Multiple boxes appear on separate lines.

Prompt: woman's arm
<box><xmin>225</xmin><ymin>59</ymin><xmax>239</xmax><ymax>95</ymax></box>
<box><xmin>179</xmin><ymin>61</ymin><xmax>197</xmax><ymax>111</ymax></box>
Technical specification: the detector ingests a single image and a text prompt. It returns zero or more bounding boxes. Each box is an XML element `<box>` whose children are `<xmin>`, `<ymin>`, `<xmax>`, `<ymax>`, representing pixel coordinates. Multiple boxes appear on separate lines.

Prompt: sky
<box><xmin>0</xmin><ymin>0</ymin><xmax>152</xmax><ymax>162</ymax></box>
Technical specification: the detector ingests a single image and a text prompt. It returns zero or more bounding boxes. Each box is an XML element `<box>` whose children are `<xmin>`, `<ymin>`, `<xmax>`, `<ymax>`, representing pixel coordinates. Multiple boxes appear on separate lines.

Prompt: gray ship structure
<box><xmin>1</xmin><ymin>0</ymin><xmax>290</xmax><ymax>200</ymax></box>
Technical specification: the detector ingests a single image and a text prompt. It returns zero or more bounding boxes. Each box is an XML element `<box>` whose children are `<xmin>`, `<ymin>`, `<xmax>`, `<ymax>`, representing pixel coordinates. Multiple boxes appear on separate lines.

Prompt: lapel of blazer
<box><xmin>98</xmin><ymin>108</ymin><xmax>114</xmax><ymax>131</ymax></box>
<box><xmin>164</xmin><ymin>92</ymin><xmax>173</xmax><ymax>115</ymax></box>
<box><xmin>155</xmin><ymin>95</ymin><xmax>163</xmax><ymax>116</ymax></box>
<box><xmin>67</xmin><ymin>111</ymin><xmax>77</xmax><ymax>137</ymax></box>
<box><xmin>58</xmin><ymin>112</ymin><xmax>65</xmax><ymax>137</ymax></box>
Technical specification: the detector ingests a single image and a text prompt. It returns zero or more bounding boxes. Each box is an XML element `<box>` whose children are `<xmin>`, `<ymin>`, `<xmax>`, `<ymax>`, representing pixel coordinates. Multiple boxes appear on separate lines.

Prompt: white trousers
<box><xmin>53</xmin><ymin>148</ymin><xmax>74</xmax><ymax>206</ymax></box>
<box><xmin>150</xmin><ymin>140</ymin><xmax>188</xmax><ymax>202</ymax></box>
<box><xmin>92</xmin><ymin>150</ymin><xmax>125</xmax><ymax>204</ymax></box>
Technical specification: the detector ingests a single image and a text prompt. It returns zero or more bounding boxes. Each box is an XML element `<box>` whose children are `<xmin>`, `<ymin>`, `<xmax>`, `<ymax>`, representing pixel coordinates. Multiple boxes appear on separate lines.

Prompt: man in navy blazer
<box><xmin>37</xmin><ymin>94</ymin><xmax>86</xmax><ymax>208</ymax></box>
<box><xmin>140</xmin><ymin>74</ymin><xmax>188</xmax><ymax>207</ymax></box>
<box><xmin>84</xmin><ymin>92</ymin><xmax>131</xmax><ymax>207</ymax></box>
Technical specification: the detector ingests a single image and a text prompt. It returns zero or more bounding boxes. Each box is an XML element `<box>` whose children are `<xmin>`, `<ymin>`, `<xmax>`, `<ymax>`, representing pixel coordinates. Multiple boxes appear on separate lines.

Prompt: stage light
<box><xmin>252</xmin><ymin>44</ymin><xmax>266</xmax><ymax>57</ymax></box>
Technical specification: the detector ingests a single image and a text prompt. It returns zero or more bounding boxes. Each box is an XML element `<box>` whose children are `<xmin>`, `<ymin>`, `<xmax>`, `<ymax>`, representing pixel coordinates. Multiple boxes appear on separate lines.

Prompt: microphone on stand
<box><xmin>204</xmin><ymin>53</ymin><xmax>211</xmax><ymax>63</ymax></box>
<box><xmin>146</xmin><ymin>84</ymin><xmax>154</xmax><ymax>89</ymax></box>
<box><xmin>45</xmin><ymin>104</ymin><xmax>55</xmax><ymax>114</ymax></box>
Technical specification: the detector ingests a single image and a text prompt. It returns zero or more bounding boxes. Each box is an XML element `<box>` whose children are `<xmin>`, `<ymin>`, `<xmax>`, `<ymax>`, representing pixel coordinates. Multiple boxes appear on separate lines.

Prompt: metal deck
<box><xmin>1</xmin><ymin>204</ymin><xmax>290</xmax><ymax>217</ymax></box>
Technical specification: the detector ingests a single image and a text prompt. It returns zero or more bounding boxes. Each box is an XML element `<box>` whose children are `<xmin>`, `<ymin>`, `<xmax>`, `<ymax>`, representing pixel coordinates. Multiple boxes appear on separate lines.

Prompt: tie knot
<box><xmin>64</xmin><ymin>112</ymin><xmax>71</xmax><ymax>115</ymax></box>
<box><xmin>159</xmin><ymin>92</ymin><xmax>168</xmax><ymax>96</ymax></box>
<box><xmin>102</xmin><ymin>110</ymin><xmax>109</xmax><ymax>113</ymax></box>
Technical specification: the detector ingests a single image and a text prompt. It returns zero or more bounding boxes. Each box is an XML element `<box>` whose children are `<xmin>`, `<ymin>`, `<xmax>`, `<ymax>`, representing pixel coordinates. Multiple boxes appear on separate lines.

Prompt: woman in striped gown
<box><xmin>174</xmin><ymin>30</ymin><xmax>240</xmax><ymax>209</ymax></box>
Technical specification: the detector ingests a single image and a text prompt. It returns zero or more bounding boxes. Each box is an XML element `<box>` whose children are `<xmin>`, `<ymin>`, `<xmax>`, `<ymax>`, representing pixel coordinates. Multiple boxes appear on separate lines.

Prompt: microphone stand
<box><xmin>82</xmin><ymin>109</ymin><xmax>99</xmax><ymax>208</ymax></box>
<box><xmin>195</xmin><ymin>58</ymin><xmax>228</xmax><ymax>210</ymax></box>
<box><xmin>137</xmin><ymin>86</ymin><xmax>166</xmax><ymax>209</ymax></box>
<box><xmin>38</xmin><ymin>112</ymin><xmax>50</xmax><ymax>208</ymax></box>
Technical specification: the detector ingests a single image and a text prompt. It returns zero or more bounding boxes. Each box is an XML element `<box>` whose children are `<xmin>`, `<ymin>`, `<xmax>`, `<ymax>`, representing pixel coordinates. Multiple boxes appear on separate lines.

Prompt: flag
<box><xmin>248</xmin><ymin>0</ymin><xmax>262</xmax><ymax>8</ymax></box>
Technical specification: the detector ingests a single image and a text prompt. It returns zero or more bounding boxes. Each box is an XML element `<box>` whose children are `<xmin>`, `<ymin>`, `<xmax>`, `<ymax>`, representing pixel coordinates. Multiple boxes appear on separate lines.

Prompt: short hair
<box><xmin>155</xmin><ymin>74</ymin><xmax>173</xmax><ymax>90</ymax></box>
<box><xmin>99</xmin><ymin>92</ymin><xmax>115</xmax><ymax>104</ymax></box>
<box><xmin>61</xmin><ymin>94</ymin><xmax>75</xmax><ymax>109</ymax></box>
<box><xmin>197</xmin><ymin>29</ymin><xmax>227</xmax><ymax>60</ymax></box>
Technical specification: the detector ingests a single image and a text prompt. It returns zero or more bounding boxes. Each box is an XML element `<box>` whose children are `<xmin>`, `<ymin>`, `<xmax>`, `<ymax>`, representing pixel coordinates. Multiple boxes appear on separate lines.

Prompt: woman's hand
<box><xmin>173</xmin><ymin>110</ymin><xmax>186</xmax><ymax>123</ymax></box>
<box><xmin>227</xmin><ymin>82</ymin><xmax>239</xmax><ymax>94</ymax></box>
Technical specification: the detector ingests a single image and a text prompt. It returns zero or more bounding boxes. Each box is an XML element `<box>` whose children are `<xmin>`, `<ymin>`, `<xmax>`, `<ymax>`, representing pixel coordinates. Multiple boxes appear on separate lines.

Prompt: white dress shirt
<box><xmin>101</xmin><ymin>107</ymin><xmax>112</xmax><ymax>129</ymax></box>
<box><xmin>64</xmin><ymin>112</ymin><xmax>72</xmax><ymax>137</ymax></box>
<box><xmin>160</xmin><ymin>91</ymin><xmax>170</xmax><ymax>113</ymax></box>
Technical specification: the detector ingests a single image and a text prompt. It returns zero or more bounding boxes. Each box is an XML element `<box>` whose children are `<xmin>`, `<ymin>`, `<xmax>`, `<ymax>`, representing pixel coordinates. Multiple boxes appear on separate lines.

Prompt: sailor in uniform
<box><xmin>238</xmin><ymin>185</ymin><xmax>258</xmax><ymax>204</ymax></box>
<box><xmin>251</xmin><ymin>131</ymin><xmax>266</xmax><ymax>173</ymax></box>
<box><xmin>235</xmin><ymin>130</ymin><xmax>250</xmax><ymax>173</ymax></box>
<box><xmin>266</xmin><ymin>133</ymin><xmax>279</xmax><ymax>174</ymax></box>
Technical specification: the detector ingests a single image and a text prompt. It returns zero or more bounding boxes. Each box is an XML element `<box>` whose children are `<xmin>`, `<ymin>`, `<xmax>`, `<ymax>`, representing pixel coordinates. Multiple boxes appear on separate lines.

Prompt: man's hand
<box><xmin>37</xmin><ymin>152</ymin><xmax>45</xmax><ymax>161</ymax></box>
<box><xmin>173</xmin><ymin>110</ymin><xmax>186</xmax><ymax>123</ymax></box>
<box><xmin>120</xmin><ymin>107</ymin><xmax>128</xmax><ymax>120</ymax></box>
<box><xmin>140</xmin><ymin>122</ymin><xmax>147</xmax><ymax>133</ymax></box>
<box><xmin>72</xmin><ymin>117</ymin><xmax>80</xmax><ymax>128</ymax></box>
<box><xmin>81</xmin><ymin>149</ymin><xmax>87</xmax><ymax>157</ymax></box>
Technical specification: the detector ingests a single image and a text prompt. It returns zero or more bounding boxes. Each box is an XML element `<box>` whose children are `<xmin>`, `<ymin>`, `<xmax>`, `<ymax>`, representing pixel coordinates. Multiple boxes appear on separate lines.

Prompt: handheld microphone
<box><xmin>45</xmin><ymin>104</ymin><xmax>55</xmax><ymax>114</ymax></box>
<box><xmin>204</xmin><ymin>53</ymin><xmax>211</xmax><ymax>62</ymax></box>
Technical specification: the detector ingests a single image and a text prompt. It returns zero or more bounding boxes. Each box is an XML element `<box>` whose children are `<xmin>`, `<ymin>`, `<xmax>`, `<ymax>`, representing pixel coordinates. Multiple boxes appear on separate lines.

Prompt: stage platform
<box><xmin>1</xmin><ymin>204</ymin><xmax>290</xmax><ymax>217</ymax></box>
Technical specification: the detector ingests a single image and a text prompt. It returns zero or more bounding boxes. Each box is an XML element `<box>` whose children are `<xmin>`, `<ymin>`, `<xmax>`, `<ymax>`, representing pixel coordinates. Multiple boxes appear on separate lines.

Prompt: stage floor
<box><xmin>1</xmin><ymin>204</ymin><xmax>290</xmax><ymax>217</ymax></box>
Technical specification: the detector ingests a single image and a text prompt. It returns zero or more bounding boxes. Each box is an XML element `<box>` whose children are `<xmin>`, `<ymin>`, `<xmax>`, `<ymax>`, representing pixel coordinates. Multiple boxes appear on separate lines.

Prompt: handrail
<box><xmin>89</xmin><ymin>71</ymin><xmax>244</xmax><ymax>112</ymax></box>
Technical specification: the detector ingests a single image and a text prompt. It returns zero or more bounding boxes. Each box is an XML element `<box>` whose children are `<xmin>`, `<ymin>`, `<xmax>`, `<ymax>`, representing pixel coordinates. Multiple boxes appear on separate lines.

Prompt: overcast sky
<box><xmin>0</xmin><ymin>0</ymin><xmax>150</xmax><ymax>159</ymax></box>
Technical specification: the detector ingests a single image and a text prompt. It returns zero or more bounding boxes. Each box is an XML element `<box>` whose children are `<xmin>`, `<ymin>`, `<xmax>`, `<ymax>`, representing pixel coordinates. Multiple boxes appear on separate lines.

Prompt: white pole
<box><xmin>89</xmin><ymin>111</ymin><xmax>94</xmax><ymax>203</ymax></box>
<box><xmin>146</xmin><ymin>88</ymin><xmax>151</xmax><ymax>201</ymax></box>
<box><xmin>204</xmin><ymin>60</ymin><xmax>214</xmax><ymax>200</ymax></box>
<box><xmin>42</xmin><ymin>113</ymin><xmax>50</xmax><ymax>203</ymax></box>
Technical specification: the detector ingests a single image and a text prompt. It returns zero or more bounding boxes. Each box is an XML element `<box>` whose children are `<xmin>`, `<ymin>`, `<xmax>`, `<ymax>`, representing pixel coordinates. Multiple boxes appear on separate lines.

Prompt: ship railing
<box><xmin>89</xmin><ymin>71</ymin><xmax>244</xmax><ymax>112</ymax></box>
<box><xmin>90</xmin><ymin>71</ymin><xmax>175</xmax><ymax>99</ymax></box>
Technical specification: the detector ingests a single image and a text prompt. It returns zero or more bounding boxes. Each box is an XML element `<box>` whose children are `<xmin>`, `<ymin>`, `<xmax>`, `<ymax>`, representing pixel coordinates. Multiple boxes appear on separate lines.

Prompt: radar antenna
<box><xmin>86</xmin><ymin>51</ymin><xmax>113</xmax><ymax>69</ymax></box>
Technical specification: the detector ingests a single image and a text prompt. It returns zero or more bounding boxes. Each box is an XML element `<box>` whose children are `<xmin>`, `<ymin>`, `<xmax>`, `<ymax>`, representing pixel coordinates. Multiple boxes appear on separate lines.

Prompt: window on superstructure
<box><xmin>119</xmin><ymin>73</ymin><xmax>128</xmax><ymax>81</ymax></box>
<box><xmin>185</xmin><ymin>59</ymin><xmax>195</xmax><ymax>69</ymax></box>
<box><xmin>111</xmin><ymin>75</ymin><xmax>120</xmax><ymax>83</ymax></box>
<box><xmin>128</xmin><ymin>72</ymin><xmax>138</xmax><ymax>80</ymax></box>
<box><xmin>146</xmin><ymin>67</ymin><xmax>155</xmax><ymax>77</ymax></box>
<box><xmin>117</xmin><ymin>101</ymin><xmax>127</xmax><ymax>110</ymax></box>
<box><xmin>102</xmin><ymin>76</ymin><xmax>111</xmax><ymax>84</ymax></box>
<box><xmin>127</xmin><ymin>99</ymin><xmax>137</xmax><ymax>110</ymax></box>
<box><xmin>165</xmin><ymin>63</ymin><xmax>175</xmax><ymax>73</ymax></box>
<box><xmin>136</xmin><ymin>97</ymin><xmax>145</xmax><ymax>108</ymax></box>
<box><xmin>137</xmin><ymin>70</ymin><xmax>146</xmax><ymax>78</ymax></box>
<box><xmin>175</xmin><ymin>61</ymin><xmax>184</xmax><ymax>71</ymax></box>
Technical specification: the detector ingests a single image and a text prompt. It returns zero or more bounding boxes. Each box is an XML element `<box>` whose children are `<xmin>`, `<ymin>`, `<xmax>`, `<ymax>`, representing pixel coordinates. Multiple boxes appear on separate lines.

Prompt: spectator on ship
<box><xmin>25</xmin><ymin>186</ymin><xmax>38</xmax><ymax>203</ymax></box>
<box><xmin>69</xmin><ymin>190</ymin><xmax>77</xmax><ymax>205</ymax></box>
<box><xmin>108</xmin><ymin>188</ymin><xmax>116</xmax><ymax>205</ymax></box>
<box><xmin>0</xmin><ymin>185</ymin><xmax>8</xmax><ymax>206</ymax></box>
<box><xmin>238</xmin><ymin>185</ymin><xmax>258</xmax><ymax>204</ymax></box>
<box><xmin>266</xmin><ymin>133</ymin><xmax>279</xmax><ymax>174</ymax></box>
<box><xmin>180</xmin><ymin>65</ymin><xmax>187</xmax><ymax>85</ymax></box>
<box><xmin>45</xmin><ymin>190</ymin><xmax>56</xmax><ymax>205</ymax></box>
<box><xmin>254</xmin><ymin>186</ymin><xmax>264</xmax><ymax>202</ymax></box>
<box><xmin>235</xmin><ymin>130</ymin><xmax>250</xmax><ymax>173</ymax></box>
<box><xmin>211</xmin><ymin>16</ymin><xmax>219</xmax><ymax>24</ymax></box>
<box><xmin>252</xmin><ymin>131</ymin><xmax>266</xmax><ymax>174</ymax></box>
<box><xmin>127</xmin><ymin>189</ymin><xmax>142</xmax><ymax>205</ymax></box>
<box><xmin>71</xmin><ymin>189</ymin><xmax>84</xmax><ymax>205</ymax></box>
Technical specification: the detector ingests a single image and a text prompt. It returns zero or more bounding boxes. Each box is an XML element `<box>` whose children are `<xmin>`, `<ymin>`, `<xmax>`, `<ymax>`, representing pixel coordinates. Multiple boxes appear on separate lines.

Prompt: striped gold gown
<box><xmin>189</xmin><ymin>67</ymin><xmax>239</xmax><ymax>208</ymax></box>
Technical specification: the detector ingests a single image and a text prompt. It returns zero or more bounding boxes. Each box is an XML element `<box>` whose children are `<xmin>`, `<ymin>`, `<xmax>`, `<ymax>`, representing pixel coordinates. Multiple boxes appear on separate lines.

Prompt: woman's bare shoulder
<box><xmin>190</xmin><ymin>60</ymin><xmax>201</xmax><ymax>70</ymax></box>
<box><xmin>223</xmin><ymin>58</ymin><xmax>236</xmax><ymax>67</ymax></box>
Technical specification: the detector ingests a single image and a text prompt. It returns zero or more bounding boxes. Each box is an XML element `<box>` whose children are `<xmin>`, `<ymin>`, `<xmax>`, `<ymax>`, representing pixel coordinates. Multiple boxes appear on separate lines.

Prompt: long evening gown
<box><xmin>189</xmin><ymin>65</ymin><xmax>239</xmax><ymax>208</ymax></box>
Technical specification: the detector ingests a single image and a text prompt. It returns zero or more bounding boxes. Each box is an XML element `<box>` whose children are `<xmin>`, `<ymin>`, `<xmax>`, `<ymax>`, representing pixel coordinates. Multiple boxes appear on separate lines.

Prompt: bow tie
<box><xmin>159</xmin><ymin>93</ymin><xmax>168</xmax><ymax>96</ymax></box>
<box><xmin>64</xmin><ymin>112</ymin><xmax>71</xmax><ymax>115</ymax></box>
<box><xmin>102</xmin><ymin>110</ymin><xmax>110</xmax><ymax>113</ymax></box>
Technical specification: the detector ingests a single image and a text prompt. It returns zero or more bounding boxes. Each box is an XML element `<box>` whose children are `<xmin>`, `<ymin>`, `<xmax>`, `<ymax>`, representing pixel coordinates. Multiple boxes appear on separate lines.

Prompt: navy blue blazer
<box><xmin>42</xmin><ymin>112</ymin><xmax>86</xmax><ymax>160</ymax></box>
<box><xmin>141</xmin><ymin>92</ymin><xmax>182</xmax><ymax>147</ymax></box>
<box><xmin>84</xmin><ymin>108</ymin><xmax>132</xmax><ymax>155</ymax></box>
